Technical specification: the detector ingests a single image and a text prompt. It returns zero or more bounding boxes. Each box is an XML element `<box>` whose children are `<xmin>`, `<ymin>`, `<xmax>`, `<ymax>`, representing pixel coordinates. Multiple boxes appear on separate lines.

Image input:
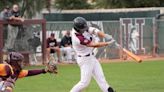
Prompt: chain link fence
<box><xmin>156</xmin><ymin>19</ymin><xmax>164</xmax><ymax>55</ymax></box>
<box><xmin>45</xmin><ymin>18</ymin><xmax>164</xmax><ymax>59</ymax></box>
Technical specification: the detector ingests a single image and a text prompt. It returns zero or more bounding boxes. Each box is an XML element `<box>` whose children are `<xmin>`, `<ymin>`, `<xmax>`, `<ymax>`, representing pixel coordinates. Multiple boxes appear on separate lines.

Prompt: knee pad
<box><xmin>108</xmin><ymin>87</ymin><xmax>114</xmax><ymax>92</ymax></box>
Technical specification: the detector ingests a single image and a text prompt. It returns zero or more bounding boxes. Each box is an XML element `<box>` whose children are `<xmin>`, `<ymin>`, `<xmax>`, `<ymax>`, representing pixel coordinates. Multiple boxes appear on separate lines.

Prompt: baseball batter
<box><xmin>70</xmin><ymin>17</ymin><xmax>115</xmax><ymax>92</ymax></box>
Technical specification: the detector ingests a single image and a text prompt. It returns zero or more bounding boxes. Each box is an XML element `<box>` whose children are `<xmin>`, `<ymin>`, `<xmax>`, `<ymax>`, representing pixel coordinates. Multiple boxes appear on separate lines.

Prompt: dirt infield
<box><xmin>28</xmin><ymin>55</ymin><xmax>164</xmax><ymax>66</ymax></box>
<box><xmin>57</xmin><ymin>56</ymin><xmax>164</xmax><ymax>66</ymax></box>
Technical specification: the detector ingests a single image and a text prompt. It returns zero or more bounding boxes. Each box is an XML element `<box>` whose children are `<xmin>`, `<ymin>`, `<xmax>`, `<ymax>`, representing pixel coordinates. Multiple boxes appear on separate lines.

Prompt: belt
<box><xmin>78</xmin><ymin>53</ymin><xmax>94</xmax><ymax>57</ymax></box>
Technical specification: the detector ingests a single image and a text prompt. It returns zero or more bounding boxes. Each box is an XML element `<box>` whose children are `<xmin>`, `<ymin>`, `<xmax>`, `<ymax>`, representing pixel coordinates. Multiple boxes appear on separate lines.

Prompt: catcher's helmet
<box><xmin>73</xmin><ymin>17</ymin><xmax>88</xmax><ymax>33</ymax></box>
<box><xmin>7</xmin><ymin>52</ymin><xmax>24</xmax><ymax>69</ymax></box>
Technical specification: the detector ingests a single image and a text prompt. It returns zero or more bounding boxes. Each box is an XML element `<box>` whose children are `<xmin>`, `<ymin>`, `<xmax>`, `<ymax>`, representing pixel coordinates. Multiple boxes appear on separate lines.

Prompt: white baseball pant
<box><xmin>70</xmin><ymin>54</ymin><xmax>110</xmax><ymax>92</ymax></box>
<box><xmin>61</xmin><ymin>47</ymin><xmax>74</xmax><ymax>62</ymax></box>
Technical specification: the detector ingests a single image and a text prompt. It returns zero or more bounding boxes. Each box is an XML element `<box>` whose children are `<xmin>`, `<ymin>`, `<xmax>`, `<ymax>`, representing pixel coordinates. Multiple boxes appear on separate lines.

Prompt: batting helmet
<box><xmin>73</xmin><ymin>17</ymin><xmax>88</xmax><ymax>33</ymax></box>
<box><xmin>7</xmin><ymin>52</ymin><xmax>24</xmax><ymax>69</ymax></box>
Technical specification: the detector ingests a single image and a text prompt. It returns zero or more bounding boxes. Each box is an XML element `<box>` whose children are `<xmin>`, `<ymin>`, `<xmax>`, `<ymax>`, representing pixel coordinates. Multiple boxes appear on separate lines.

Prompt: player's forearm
<box><xmin>9</xmin><ymin>16</ymin><xmax>24</xmax><ymax>21</ymax></box>
<box><xmin>87</xmin><ymin>42</ymin><xmax>108</xmax><ymax>48</ymax></box>
<box><xmin>98</xmin><ymin>32</ymin><xmax>114</xmax><ymax>42</ymax></box>
<box><xmin>27</xmin><ymin>69</ymin><xmax>46</xmax><ymax>77</ymax></box>
<box><xmin>64</xmin><ymin>44</ymin><xmax>69</xmax><ymax>47</ymax></box>
<box><xmin>97</xmin><ymin>31</ymin><xmax>106</xmax><ymax>38</ymax></box>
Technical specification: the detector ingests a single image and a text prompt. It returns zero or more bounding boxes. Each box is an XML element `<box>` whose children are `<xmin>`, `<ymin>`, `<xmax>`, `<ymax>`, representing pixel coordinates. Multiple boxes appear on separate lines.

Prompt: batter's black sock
<box><xmin>108</xmin><ymin>87</ymin><xmax>114</xmax><ymax>92</ymax></box>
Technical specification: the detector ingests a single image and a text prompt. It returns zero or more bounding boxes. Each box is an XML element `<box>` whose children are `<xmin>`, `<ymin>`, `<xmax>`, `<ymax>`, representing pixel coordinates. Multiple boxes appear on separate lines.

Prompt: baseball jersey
<box><xmin>0</xmin><ymin>64</ymin><xmax>28</xmax><ymax>88</ymax></box>
<box><xmin>71</xmin><ymin>27</ymin><xmax>100</xmax><ymax>56</ymax></box>
<box><xmin>0</xmin><ymin>64</ymin><xmax>28</xmax><ymax>79</ymax></box>
<box><xmin>61</xmin><ymin>36</ymin><xmax>72</xmax><ymax>47</ymax></box>
<box><xmin>46</xmin><ymin>38</ymin><xmax>58</xmax><ymax>48</ymax></box>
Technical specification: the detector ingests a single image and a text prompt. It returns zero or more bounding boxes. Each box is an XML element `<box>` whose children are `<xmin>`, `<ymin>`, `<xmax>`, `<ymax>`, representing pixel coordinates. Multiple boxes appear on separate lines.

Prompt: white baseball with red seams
<box><xmin>70</xmin><ymin>27</ymin><xmax>111</xmax><ymax>92</ymax></box>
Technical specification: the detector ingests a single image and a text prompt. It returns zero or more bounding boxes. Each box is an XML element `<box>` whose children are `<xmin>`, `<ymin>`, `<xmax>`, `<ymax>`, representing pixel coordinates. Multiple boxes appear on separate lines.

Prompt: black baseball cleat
<box><xmin>108</xmin><ymin>87</ymin><xmax>116</xmax><ymax>92</ymax></box>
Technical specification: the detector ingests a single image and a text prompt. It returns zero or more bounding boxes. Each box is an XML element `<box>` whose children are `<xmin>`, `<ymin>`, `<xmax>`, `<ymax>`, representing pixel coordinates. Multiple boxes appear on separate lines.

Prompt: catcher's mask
<box><xmin>73</xmin><ymin>17</ymin><xmax>88</xmax><ymax>34</ymax></box>
<box><xmin>7</xmin><ymin>52</ymin><xmax>24</xmax><ymax>70</ymax></box>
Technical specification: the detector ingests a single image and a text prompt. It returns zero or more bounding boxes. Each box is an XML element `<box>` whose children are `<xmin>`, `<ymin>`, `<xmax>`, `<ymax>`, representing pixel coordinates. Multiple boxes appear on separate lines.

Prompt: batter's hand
<box><xmin>104</xmin><ymin>34</ymin><xmax>113</xmax><ymax>42</ymax></box>
<box><xmin>106</xmin><ymin>39</ymin><xmax>115</xmax><ymax>46</ymax></box>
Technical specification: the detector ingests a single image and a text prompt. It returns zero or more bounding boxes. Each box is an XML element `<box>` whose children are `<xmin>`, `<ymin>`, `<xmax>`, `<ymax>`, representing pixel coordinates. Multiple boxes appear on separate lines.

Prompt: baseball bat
<box><xmin>115</xmin><ymin>42</ymin><xmax>142</xmax><ymax>63</ymax></box>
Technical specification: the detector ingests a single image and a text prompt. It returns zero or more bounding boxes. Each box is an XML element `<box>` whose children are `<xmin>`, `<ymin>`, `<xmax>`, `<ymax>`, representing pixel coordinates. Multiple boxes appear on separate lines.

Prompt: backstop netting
<box><xmin>0</xmin><ymin>19</ymin><xmax>47</xmax><ymax>64</ymax></box>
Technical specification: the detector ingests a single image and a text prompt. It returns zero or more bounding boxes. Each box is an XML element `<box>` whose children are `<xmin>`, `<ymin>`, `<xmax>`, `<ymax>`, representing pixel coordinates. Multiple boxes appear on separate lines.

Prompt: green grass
<box><xmin>14</xmin><ymin>60</ymin><xmax>164</xmax><ymax>92</ymax></box>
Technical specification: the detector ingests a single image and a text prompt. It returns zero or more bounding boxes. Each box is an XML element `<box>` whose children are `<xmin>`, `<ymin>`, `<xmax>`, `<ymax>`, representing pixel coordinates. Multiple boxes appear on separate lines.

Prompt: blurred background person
<box><xmin>28</xmin><ymin>31</ymin><xmax>41</xmax><ymax>65</ymax></box>
<box><xmin>0</xmin><ymin>6</ymin><xmax>10</xmax><ymax>50</ymax></box>
<box><xmin>4</xmin><ymin>4</ymin><xmax>24</xmax><ymax>52</ymax></box>
<box><xmin>0</xmin><ymin>6</ymin><xmax>10</xmax><ymax>20</ymax></box>
<box><xmin>129</xmin><ymin>26</ymin><xmax>139</xmax><ymax>54</ymax></box>
<box><xmin>46</xmin><ymin>33</ymin><xmax>61</xmax><ymax>63</ymax></box>
<box><xmin>60</xmin><ymin>31</ymin><xmax>75</xmax><ymax>63</ymax></box>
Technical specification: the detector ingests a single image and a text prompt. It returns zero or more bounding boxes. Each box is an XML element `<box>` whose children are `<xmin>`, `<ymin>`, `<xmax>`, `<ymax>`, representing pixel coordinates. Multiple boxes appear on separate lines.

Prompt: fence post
<box><xmin>152</xmin><ymin>18</ymin><xmax>158</xmax><ymax>57</ymax></box>
<box><xmin>119</xmin><ymin>19</ymin><xmax>123</xmax><ymax>59</ymax></box>
<box><xmin>42</xmin><ymin>20</ymin><xmax>47</xmax><ymax>64</ymax></box>
<box><xmin>0</xmin><ymin>21</ymin><xmax>3</xmax><ymax>63</ymax></box>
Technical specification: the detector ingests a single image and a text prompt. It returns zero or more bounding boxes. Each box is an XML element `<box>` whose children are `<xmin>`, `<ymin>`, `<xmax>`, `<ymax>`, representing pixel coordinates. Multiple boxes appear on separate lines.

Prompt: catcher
<box><xmin>0</xmin><ymin>52</ymin><xmax>57</xmax><ymax>92</ymax></box>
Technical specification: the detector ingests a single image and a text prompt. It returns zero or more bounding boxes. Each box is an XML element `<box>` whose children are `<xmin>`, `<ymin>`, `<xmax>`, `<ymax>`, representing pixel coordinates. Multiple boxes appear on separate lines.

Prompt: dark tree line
<box><xmin>54</xmin><ymin>0</ymin><xmax>91</xmax><ymax>9</ymax></box>
<box><xmin>94</xmin><ymin>0</ymin><xmax>164</xmax><ymax>8</ymax></box>
<box><xmin>0</xmin><ymin>0</ymin><xmax>50</xmax><ymax>18</ymax></box>
<box><xmin>54</xmin><ymin>0</ymin><xmax>164</xmax><ymax>9</ymax></box>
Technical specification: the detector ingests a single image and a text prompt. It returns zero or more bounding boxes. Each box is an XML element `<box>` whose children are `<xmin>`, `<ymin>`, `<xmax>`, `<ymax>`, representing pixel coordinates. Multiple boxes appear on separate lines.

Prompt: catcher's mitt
<box><xmin>45</xmin><ymin>61</ymin><xmax>58</xmax><ymax>74</ymax></box>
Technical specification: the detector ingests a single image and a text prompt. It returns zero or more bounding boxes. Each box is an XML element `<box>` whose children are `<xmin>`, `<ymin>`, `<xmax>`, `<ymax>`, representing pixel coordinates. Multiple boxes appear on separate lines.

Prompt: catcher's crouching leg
<box><xmin>0</xmin><ymin>82</ymin><xmax>13</xmax><ymax>92</ymax></box>
<box><xmin>3</xmin><ymin>87</ymin><xmax>13</xmax><ymax>92</ymax></box>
